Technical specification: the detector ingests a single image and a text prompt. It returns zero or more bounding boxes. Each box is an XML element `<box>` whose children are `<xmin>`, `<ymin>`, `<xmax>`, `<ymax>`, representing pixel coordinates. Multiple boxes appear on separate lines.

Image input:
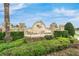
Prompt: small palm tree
<box><xmin>4</xmin><ymin>3</ymin><xmax>12</xmax><ymax>42</ymax></box>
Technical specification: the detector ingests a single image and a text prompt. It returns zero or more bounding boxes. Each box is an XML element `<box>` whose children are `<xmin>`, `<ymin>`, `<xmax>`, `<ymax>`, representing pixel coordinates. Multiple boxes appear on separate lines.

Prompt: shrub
<box><xmin>64</xmin><ymin>22</ymin><xmax>75</xmax><ymax>36</ymax></box>
<box><xmin>68</xmin><ymin>37</ymin><xmax>76</xmax><ymax>44</ymax></box>
<box><xmin>0</xmin><ymin>32</ymin><xmax>24</xmax><ymax>40</ymax></box>
<box><xmin>11</xmin><ymin>32</ymin><xmax>24</xmax><ymax>40</ymax></box>
<box><xmin>0</xmin><ymin>39</ymin><xmax>24</xmax><ymax>52</ymax></box>
<box><xmin>54</xmin><ymin>31</ymin><xmax>69</xmax><ymax>38</ymax></box>
<box><xmin>44</xmin><ymin>35</ymin><xmax>53</xmax><ymax>40</ymax></box>
<box><xmin>24</xmin><ymin>37</ymin><xmax>46</xmax><ymax>43</ymax></box>
<box><xmin>0</xmin><ymin>32</ymin><xmax>5</xmax><ymax>40</ymax></box>
<box><xmin>0</xmin><ymin>37</ymin><xmax>70</xmax><ymax>56</ymax></box>
<box><xmin>57</xmin><ymin>37</ymin><xmax>70</xmax><ymax>48</ymax></box>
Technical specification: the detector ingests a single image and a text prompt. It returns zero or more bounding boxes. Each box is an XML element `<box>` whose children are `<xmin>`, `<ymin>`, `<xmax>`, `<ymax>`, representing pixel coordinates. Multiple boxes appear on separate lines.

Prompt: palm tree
<box><xmin>4</xmin><ymin>3</ymin><xmax>12</xmax><ymax>42</ymax></box>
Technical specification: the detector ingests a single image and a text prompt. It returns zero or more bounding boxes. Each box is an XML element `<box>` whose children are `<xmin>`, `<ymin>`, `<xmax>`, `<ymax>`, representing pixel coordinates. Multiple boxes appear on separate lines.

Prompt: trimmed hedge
<box><xmin>0</xmin><ymin>37</ymin><xmax>70</xmax><ymax>56</ymax></box>
<box><xmin>54</xmin><ymin>31</ymin><xmax>69</xmax><ymax>38</ymax></box>
<box><xmin>11</xmin><ymin>32</ymin><xmax>24</xmax><ymax>40</ymax></box>
<box><xmin>0</xmin><ymin>32</ymin><xmax>5</xmax><ymax>40</ymax></box>
<box><xmin>0</xmin><ymin>32</ymin><xmax>24</xmax><ymax>40</ymax></box>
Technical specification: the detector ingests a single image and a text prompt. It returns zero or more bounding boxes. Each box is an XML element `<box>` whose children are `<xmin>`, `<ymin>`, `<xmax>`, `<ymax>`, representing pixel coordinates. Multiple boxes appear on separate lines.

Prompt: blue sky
<box><xmin>0</xmin><ymin>3</ymin><xmax>79</xmax><ymax>28</ymax></box>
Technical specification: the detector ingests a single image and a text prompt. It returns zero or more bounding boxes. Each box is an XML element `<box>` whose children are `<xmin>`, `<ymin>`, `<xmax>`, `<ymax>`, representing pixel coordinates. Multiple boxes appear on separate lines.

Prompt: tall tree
<box><xmin>4</xmin><ymin>3</ymin><xmax>12</xmax><ymax>42</ymax></box>
<box><xmin>64</xmin><ymin>22</ymin><xmax>75</xmax><ymax>37</ymax></box>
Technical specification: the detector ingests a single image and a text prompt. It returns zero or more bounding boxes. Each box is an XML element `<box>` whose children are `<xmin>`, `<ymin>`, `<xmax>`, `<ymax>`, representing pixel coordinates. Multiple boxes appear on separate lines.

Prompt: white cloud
<box><xmin>21</xmin><ymin>8</ymin><xmax>79</xmax><ymax>24</ymax></box>
<box><xmin>50</xmin><ymin>8</ymin><xmax>79</xmax><ymax>24</ymax></box>
<box><xmin>10</xmin><ymin>3</ymin><xmax>31</xmax><ymax>14</ymax></box>
<box><xmin>10</xmin><ymin>4</ymin><xmax>25</xmax><ymax>11</ymax></box>
<box><xmin>68</xmin><ymin>16</ymin><xmax>79</xmax><ymax>21</ymax></box>
<box><xmin>52</xmin><ymin>8</ymin><xmax>79</xmax><ymax>27</ymax></box>
<box><xmin>10</xmin><ymin>3</ymin><xmax>31</xmax><ymax>11</ymax></box>
<box><xmin>53</xmin><ymin>8</ymin><xmax>79</xmax><ymax>17</ymax></box>
<box><xmin>34</xmin><ymin>8</ymin><xmax>79</xmax><ymax>20</ymax></box>
<box><xmin>0</xmin><ymin>3</ymin><xmax>31</xmax><ymax>15</ymax></box>
<box><xmin>8</xmin><ymin>6</ymin><xmax>79</xmax><ymax>28</ymax></box>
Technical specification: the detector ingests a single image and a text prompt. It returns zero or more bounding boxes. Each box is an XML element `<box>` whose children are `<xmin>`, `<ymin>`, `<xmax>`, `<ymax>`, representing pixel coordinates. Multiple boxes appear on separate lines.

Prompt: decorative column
<box><xmin>4</xmin><ymin>3</ymin><xmax>12</xmax><ymax>42</ymax></box>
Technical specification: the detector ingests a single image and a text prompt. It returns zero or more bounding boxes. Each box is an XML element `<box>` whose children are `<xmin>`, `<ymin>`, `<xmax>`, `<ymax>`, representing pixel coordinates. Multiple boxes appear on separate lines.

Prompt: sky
<box><xmin>0</xmin><ymin>3</ymin><xmax>79</xmax><ymax>28</ymax></box>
